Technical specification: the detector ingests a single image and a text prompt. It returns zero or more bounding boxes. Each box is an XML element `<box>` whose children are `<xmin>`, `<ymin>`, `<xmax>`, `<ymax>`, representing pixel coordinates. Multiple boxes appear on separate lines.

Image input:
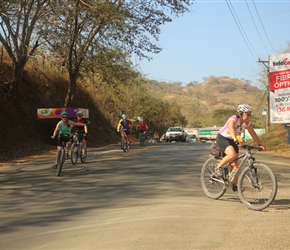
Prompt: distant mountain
<box><xmin>148</xmin><ymin>76</ymin><xmax>266</xmax><ymax>127</ymax></box>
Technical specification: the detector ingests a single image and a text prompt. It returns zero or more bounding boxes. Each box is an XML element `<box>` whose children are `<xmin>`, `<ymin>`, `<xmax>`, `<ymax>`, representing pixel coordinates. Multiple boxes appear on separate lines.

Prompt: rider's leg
<box><xmin>82</xmin><ymin>139</ymin><xmax>87</xmax><ymax>155</ymax></box>
<box><xmin>217</xmin><ymin>145</ymin><xmax>238</xmax><ymax>168</ymax></box>
<box><xmin>54</xmin><ymin>146</ymin><xmax>61</xmax><ymax>167</ymax></box>
<box><xmin>66</xmin><ymin>141</ymin><xmax>72</xmax><ymax>158</ymax></box>
<box><xmin>127</xmin><ymin>133</ymin><xmax>130</xmax><ymax>145</ymax></box>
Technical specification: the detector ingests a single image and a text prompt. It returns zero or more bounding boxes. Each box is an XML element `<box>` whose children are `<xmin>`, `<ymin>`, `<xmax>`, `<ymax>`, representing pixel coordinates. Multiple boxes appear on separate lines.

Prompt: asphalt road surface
<box><xmin>1</xmin><ymin>142</ymin><xmax>290</xmax><ymax>250</ymax></box>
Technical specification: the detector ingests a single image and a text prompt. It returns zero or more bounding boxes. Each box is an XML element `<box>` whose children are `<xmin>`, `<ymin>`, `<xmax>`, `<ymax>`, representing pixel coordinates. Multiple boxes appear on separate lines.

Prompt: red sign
<box><xmin>269</xmin><ymin>69</ymin><xmax>290</xmax><ymax>92</ymax></box>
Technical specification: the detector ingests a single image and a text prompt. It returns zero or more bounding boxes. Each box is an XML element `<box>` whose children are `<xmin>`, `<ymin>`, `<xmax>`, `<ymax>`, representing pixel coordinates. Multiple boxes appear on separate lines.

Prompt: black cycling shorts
<box><xmin>57</xmin><ymin>134</ymin><xmax>72</xmax><ymax>146</ymax></box>
<box><xmin>216</xmin><ymin>133</ymin><xmax>239</xmax><ymax>154</ymax></box>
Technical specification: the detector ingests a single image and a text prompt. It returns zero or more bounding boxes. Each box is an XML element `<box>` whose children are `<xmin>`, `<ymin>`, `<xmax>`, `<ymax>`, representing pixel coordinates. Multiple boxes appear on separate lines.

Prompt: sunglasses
<box><xmin>62</xmin><ymin>116</ymin><xmax>68</xmax><ymax>118</ymax></box>
<box><xmin>77</xmin><ymin>115</ymin><xmax>83</xmax><ymax>117</ymax></box>
<box><xmin>245</xmin><ymin>113</ymin><xmax>252</xmax><ymax>117</ymax></box>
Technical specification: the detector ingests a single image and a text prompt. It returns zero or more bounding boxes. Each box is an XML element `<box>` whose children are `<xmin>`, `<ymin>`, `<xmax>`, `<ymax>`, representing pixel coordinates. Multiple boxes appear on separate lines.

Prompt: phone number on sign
<box><xmin>277</xmin><ymin>106</ymin><xmax>290</xmax><ymax>112</ymax></box>
<box><xmin>275</xmin><ymin>96</ymin><xmax>290</xmax><ymax>102</ymax></box>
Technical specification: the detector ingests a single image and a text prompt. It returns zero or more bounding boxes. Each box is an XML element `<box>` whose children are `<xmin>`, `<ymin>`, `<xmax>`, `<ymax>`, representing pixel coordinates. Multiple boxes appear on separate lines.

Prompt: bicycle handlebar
<box><xmin>241</xmin><ymin>145</ymin><xmax>263</xmax><ymax>151</ymax></box>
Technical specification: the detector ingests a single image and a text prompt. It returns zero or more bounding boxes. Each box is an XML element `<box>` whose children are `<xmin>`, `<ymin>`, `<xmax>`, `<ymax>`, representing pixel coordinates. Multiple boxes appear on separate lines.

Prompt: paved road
<box><xmin>1</xmin><ymin>143</ymin><xmax>290</xmax><ymax>249</ymax></box>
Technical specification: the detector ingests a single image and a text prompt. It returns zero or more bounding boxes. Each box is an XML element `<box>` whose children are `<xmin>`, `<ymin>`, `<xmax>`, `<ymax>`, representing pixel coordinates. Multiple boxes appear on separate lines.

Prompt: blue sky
<box><xmin>136</xmin><ymin>0</ymin><xmax>290</xmax><ymax>86</ymax></box>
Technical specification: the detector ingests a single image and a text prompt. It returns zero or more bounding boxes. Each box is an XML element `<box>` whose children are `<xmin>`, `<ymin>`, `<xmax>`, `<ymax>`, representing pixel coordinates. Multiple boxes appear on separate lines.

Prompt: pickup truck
<box><xmin>165</xmin><ymin>127</ymin><xmax>187</xmax><ymax>142</ymax></box>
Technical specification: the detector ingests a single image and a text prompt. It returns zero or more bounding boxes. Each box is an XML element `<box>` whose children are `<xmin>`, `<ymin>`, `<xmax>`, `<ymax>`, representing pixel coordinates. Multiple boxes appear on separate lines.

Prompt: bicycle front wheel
<box><xmin>80</xmin><ymin>144</ymin><xmax>86</xmax><ymax>163</ymax></box>
<box><xmin>238</xmin><ymin>163</ymin><xmax>277</xmax><ymax>211</ymax></box>
<box><xmin>70</xmin><ymin>142</ymin><xmax>79</xmax><ymax>165</ymax></box>
<box><xmin>56</xmin><ymin>148</ymin><xmax>65</xmax><ymax>176</ymax></box>
<box><xmin>200</xmin><ymin>157</ymin><xmax>227</xmax><ymax>199</ymax></box>
<box><xmin>121</xmin><ymin>136</ymin><xmax>124</xmax><ymax>150</ymax></box>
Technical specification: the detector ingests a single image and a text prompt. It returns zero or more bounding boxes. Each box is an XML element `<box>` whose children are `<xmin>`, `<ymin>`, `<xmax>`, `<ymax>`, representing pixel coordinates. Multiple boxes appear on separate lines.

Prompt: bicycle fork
<box><xmin>246</xmin><ymin>161</ymin><xmax>262</xmax><ymax>190</ymax></box>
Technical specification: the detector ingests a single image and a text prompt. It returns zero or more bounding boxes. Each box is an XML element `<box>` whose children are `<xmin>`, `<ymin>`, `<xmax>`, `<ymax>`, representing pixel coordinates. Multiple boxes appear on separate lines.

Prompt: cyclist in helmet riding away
<box><xmin>137</xmin><ymin>119</ymin><xmax>148</xmax><ymax>133</ymax></box>
<box><xmin>72</xmin><ymin>111</ymin><xmax>89</xmax><ymax>159</ymax></box>
<box><xmin>117</xmin><ymin>114</ymin><xmax>132</xmax><ymax>146</ymax></box>
<box><xmin>50</xmin><ymin>111</ymin><xmax>89</xmax><ymax>169</ymax></box>
<box><xmin>215</xmin><ymin>104</ymin><xmax>266</xmax><ymax>191</ymax></box>
<box><xmin>137</xmin><ymin>119</ymin><xmax>148</xmax><ymax>146</ymax></box>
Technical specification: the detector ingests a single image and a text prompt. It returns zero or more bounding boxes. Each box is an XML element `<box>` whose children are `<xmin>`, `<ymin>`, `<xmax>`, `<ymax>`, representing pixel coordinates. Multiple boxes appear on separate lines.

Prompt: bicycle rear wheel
<box><xmin>70</xmin><ymin>142</ymin><xmax>79</xmax><ymax>165</ymax></box>
<box><xmin>56</xmin><ymin>148</ymin><xmax>65</xmax><ymax>176</ymax></box>
<box><xmin>140</xmin><ymin>134</ymin><xmax>145</xmax><ymax>147</ymax></box>
<box><xmin>238</xmin><ymin>163</ymin><xmax>277</xmax><ymax>211</ymax></box>
<box><xmin>200</xmin><ymin>157</ymin><xmax>227</xmax><ymax>199</ymax></box>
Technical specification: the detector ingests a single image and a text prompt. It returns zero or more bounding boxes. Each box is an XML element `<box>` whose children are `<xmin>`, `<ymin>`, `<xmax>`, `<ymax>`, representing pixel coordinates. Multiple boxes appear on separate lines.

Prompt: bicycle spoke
<box><xmin>70</xmin><ymin>142</ymin><xmax>78</xmax><ymax>165</ymax></box>
<box><xmin>238</xmin><ymin>163</ymin><xmax>277</xmax><ymax>211</ymax></box>
<box><xmin>200</xmin><ymin>158</ymin><xmax>226</xmax><ymax>199</ymax></box>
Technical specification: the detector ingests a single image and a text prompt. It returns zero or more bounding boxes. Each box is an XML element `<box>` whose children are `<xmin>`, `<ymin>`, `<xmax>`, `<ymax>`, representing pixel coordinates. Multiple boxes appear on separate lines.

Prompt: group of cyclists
<box><xmin>51</xmin><ymin>111</ymin><xmax>153</xmax><ymax>168</ymax></box>
<box><xmin>117</xmin><ymin>114</ymin><xmax>149</xmax><ymax>148</ymax></box>
<box><xmin>51</xmin><ymin>104</ymin><xmax>266</xmax><ymax>185</ymax></box>
<box><xmin>51</xmin><ymin>111</ymin><xmax>89</xmax><ymax>169</ymax></box>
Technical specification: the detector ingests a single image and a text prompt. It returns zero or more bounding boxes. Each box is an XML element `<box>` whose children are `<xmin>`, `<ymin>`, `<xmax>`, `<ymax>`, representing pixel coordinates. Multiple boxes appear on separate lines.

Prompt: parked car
<box><xmin>165</xmin><ymin>127</ymin><xmax>187</xmax><ymax>142</ymax></box>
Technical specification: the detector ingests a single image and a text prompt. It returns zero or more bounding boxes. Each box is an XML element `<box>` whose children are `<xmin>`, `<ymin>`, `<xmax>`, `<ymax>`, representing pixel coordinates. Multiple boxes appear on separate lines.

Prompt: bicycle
<box><xmin>120</xmin><ymin>128</ymin><xmax>129</xmax><ymax>152</ymax></box>
<box><xmin>139</xmin><ymin>131</ymin><xmax>146</xmax><ymax>147</ymax></box>
<box><xmin>55</xmin><ymin>134</ymin><xmax>71</xmax><ymax>176</ymax></box>
<box><xmin>70</xmin><ymin>132</ymin><xmax>86</xmax><ymax>165</ymax></box>
<box><xmin>200</xmin><ymin>144</ymin><xmax>278</xmax><ymax>211</ymax></box>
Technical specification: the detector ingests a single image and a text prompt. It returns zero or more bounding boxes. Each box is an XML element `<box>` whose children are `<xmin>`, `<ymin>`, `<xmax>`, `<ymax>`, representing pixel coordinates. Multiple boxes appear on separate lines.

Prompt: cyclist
<box><xmin>214</xmin><ymin>104</ymin><xmax>266</xmax><ymax>191</ymax></box>
<box><xmin>137</xmin><ymin>119</ymin><xmax>148</xmax><ymax>146</ymax></box>
<box><xmin>51</xmin><ymin>111</ymin><xmax>88</xmax><ymax>168</ymax></box>
<box><xmin>117</xmin><ymin>114</ymin><xmax>132</xmax><ymax>147</ymax></box>
<box><xmin>153</xmin><ymin>131</ymin><xmax>159</xmax><ymax>142</ymax></box>
<box><xmin>72</xmin><ymin>111</ymin><xmax>89</xmax><ymax>159</ymax></box>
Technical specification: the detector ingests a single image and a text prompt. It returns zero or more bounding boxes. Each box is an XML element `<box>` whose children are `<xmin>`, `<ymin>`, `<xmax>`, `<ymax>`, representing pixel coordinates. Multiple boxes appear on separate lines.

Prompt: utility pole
<box><xmin>258</xmin><ymin>58</ymin><xmax>270</xmax><ymax>132</ymax></box>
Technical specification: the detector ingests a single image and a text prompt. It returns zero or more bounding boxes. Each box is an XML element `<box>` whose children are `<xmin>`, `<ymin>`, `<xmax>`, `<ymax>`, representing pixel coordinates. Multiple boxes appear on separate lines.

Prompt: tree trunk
<box><xmin>10</xmin><ymin>60</ymin><xmax>26</xmax><ymax>96</ymax></box>
<box><xmin>64</xmin><ymin>71</ymin><xmax>77</xmax><ymax>107</ymax></box>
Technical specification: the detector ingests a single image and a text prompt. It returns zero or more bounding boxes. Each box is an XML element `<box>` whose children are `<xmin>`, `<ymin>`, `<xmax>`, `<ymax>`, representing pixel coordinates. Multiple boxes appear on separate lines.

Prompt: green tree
<box><xmin>0</xmin><ymin>0</ymin><xmax>51</xmax><ymax>96</ymax></box>
<box><xmin>39</xmin><ymin>0</ymin><xmax>194</xmax><ymax>106</ymax></box>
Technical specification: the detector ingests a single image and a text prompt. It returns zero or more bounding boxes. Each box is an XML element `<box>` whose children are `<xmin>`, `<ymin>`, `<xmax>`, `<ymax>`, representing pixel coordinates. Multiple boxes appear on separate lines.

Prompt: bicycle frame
<box><xmin>201</xmin><ymin>144</ymin><xmax>277</xmax><ymax>210</ymax></box>
<box><xmin>56</xmin><ymin>139</ymin><xmax>68</xmax><ymax>176</ymax></box>
<box><xmin>71</xmin><ymin>133</ymin><xmax>85</xmax><ymax>164</ymax></box>
<box><xmin>139</xmin><ymin>131</ymin><xmax>146</xmax><ymax>146</ymax></box>
<box><xmin>213</xmin><ymin>146</ymin><xmax>258</xmax><ymax>186</ymax></box>
<box><xmin>121</xmin><ymin>129</ymin><xmax>129</xmax><ymax>152</ymax></box>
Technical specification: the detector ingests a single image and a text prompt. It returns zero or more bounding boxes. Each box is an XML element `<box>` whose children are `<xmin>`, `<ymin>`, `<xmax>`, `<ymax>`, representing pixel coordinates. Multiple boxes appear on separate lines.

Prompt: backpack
<box><xmin>210</xmin><ymin>143</ymin><xmax>224</xmax><ymax>157</ymax></box>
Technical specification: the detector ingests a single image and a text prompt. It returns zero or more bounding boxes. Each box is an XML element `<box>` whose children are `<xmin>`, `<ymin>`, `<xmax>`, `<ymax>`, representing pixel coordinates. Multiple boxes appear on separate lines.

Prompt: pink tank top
<box><xmin>219</xmin><ymin>115</ymin><xmax>250</xmax><ymax>139</ymax></box>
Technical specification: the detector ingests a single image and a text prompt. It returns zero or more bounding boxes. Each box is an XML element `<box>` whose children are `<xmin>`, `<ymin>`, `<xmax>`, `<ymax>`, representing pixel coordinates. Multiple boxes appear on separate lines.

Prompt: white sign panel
<box><xmin>269</xmin><ymin>53</ymin><xmax>290</xmax><ymax>123</ymax></box>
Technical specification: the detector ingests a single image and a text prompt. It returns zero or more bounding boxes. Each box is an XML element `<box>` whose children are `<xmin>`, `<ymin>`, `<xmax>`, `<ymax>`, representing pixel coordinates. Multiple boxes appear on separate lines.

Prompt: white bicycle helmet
<box><xmin>237</xmin><ymin>104</ymin><xmax>253</xmax><ymax>113</ymax></box>
<box><xmin>77</xmin><ymin>111</ymin><xmax>83</xmax><ymax>116</ymax></box>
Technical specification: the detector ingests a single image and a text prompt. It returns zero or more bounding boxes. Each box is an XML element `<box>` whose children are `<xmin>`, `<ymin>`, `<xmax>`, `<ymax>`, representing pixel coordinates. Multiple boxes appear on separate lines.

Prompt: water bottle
<box><xmin>229</xmin><ymin>165</ymin><xmax>239</xmax><ymax>182</ymax></box>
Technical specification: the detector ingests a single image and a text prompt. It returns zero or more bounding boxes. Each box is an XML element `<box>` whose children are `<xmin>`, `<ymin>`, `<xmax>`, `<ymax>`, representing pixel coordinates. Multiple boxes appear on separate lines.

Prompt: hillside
<box><xmin>148</xmin><ymin>77</ymin><xmax>265</xmax><ymax>127</ymax></box>
<box><xmin>0</xmin><ymin>61</ymin><xmax>116</xmax><ymax>163</ymax></box>
<box><xmin>1</xmin><ymin>61</ymin><xmax>289</xmax><ymax>164</ymax></box>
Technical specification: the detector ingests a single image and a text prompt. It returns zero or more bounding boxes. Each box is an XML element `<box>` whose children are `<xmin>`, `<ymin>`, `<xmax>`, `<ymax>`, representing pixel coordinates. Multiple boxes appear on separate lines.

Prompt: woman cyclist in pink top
<box><xmin>215</xmin><ymin>104</ymin><xmax>266</xmax><ymax>191</ymax></box>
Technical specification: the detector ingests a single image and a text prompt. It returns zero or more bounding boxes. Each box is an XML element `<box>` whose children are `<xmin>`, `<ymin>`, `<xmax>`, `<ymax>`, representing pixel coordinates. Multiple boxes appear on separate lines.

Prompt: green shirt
<box><xmin>58</xmin><ymin>121</ymin><xmax>72</xmax><ymax>137</ymax></box>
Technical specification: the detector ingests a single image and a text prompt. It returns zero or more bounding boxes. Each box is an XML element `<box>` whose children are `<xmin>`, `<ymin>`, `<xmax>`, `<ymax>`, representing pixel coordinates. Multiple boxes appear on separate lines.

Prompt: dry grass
<box><xmin>259</xmin><ymin>124</ymin><xmax>290</xmax><ymax>156</ymax></box>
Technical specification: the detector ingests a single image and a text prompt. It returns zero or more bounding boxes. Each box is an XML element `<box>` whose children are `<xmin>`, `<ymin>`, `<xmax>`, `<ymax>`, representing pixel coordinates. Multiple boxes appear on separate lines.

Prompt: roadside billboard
<box><xmin>37</xmin><ymin>108</ymin><xmax>89</xmax><ymax>119</ymax></box>
<box><xmin>269</xmin><ymin>53</ymin><xmax>290</xmax><ymax>123</ymax></box>
<box><xmin>199</xmin><ymin>127</ymin><xmax>221</xmax><ymax>141</ymax></box>
<box><xmin>244</xmin><ymin>128</ymin><xmax>265</xmax><ymax>142</ymax></box>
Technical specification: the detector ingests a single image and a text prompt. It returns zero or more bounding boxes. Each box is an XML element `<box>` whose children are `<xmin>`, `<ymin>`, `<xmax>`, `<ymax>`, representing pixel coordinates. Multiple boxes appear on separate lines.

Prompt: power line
<box><xmin>225</xmin><ymin>0</ymin><xmax>258</xmax><ymax>62</ymax></box>
<box><xmin>252</xmin><ymin>0</ymin><xmax>277</xmax><ymax>54</ymax></box>
<box><xmin>245</xmin><ymin>0</ymin><xmax>270</xmax><ymax>55</ymax></box>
